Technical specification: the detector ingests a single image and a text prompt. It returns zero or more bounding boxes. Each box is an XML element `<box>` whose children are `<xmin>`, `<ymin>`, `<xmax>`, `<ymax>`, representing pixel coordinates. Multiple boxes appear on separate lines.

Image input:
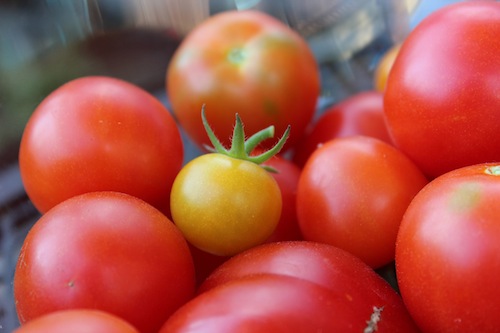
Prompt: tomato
<box><xmin>384</xmin><ymin>1</ymin><xmax>500</xmax><ymax>179</ymax></box>
<box><xmin>19</xmin><ymin>76</ymin><xmax>183</xmax><ymax>215</ymax></box>
<box><xmin>396</xmin><ymin>163</ymin><xmax>500</xmax><ymax>332</ymax></box>
<box><xmin>261</xmin><ymin>151</ymin><xmax>303</xmax><ymax>243</ymax></box>
<box><xmin>13</xmin><ymin>309</ymin><xmax>139</xmax><ymax>333</ymax></box>
<box><xmin>14</xmin><ymin>192</ymin><xmax>195</xmax><ymax>333</ymax></box>
<box><xmin>188</xmin><ymin>244</ymin><xmax>230</xmax><ymax>287</ymax></box>
<box><xmin>373</xmin><ymin>43</ymin><xmax>401</xmax><ymax>92</ymax></box>
<box><xmin>162</xmin><ymin>274</ymin><xmax>394</xmax><ymax>333</ymax></box>
<box><xmin>166</xmin><ymin>10</ymin><xmax>320</xmax><ymax>152</ymax></box>
<box><xmin>170</xmin><ymin>110</ymin><xmax>288</xmax><ymax>256</ymax></box>
<box><xmin>196</xmin><ymin>241</ymin><xmax>420</xmax><ymax>332</ymax></box>
<box><xmin>170</xmin><ymin>153</ymin><xmax>281</xmax><ymax>256</ymax></box>
<box><xmin>297</xmin><ymin>136</ymin><xmax>428</xmax><ymax>268</ymax></box>
<box><xmin>292</xmin><ymin>91</ymin><xmax>392</xmax><ymax>168</ymax></box>
<box><xmin>187</xmin><ymin>150</ymin><xmax>301</xmax><ymax>285</ymax></box>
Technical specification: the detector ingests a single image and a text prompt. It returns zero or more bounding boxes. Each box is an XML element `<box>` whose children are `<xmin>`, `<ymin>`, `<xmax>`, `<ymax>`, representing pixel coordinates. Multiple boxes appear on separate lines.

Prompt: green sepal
<box><xmin>201</xmin><ymin>105</ymin><xmax>290</xmax><ymax>171</ymax></box>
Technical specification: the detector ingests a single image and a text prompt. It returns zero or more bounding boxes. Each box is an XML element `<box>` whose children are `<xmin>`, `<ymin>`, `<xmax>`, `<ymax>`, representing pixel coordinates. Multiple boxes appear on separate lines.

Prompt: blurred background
<box><xmin>0</xmin><ymin>0</ymin><xmax>464</xmax><ymax>330</ymax></box>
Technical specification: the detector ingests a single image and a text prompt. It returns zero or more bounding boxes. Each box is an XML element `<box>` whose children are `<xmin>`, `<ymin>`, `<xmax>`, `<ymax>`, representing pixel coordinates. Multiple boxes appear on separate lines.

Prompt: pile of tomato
<box><xmin>11</xmin><ymin>2</ymin><xmax>500</xmax><ymax>332</ymax></box>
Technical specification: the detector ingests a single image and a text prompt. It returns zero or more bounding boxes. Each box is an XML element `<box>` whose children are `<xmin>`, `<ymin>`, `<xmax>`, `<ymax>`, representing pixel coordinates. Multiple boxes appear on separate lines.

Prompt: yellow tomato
<box><xmin>374</xmin><ymin>43</ymin><xmax>401</xmax><ymax>92</ymax></box>
<box><xmin>170</xmin><ymin>153</ymin><xmax>282</xmax><ymax>256</ymax></box>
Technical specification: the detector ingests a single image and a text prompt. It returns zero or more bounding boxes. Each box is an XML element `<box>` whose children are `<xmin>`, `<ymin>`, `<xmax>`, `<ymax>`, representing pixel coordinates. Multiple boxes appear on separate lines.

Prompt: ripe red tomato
<box><xmin>197</xmin><ymin>241</ymin><xmax>419</xmax><ymax>332</ymax></box>
<box><xmin>297</xmin><ymin>136</ymin><xmax>428</xmax><ymax>268</ymax></box>
<box><xmin>261</xmin><ymin>151</ymin><xmax>303</xmax><ymax>243</ymax></box>
<box><xmin>14</xmin><ymin>192</ymin><xmax>195</xmax><ymax>333</ymax></box>
<box><xmin>167</xmin><ymin>10</ymin><xmax>320</xmax><ymax>151</ymax></box>
<box><xmin>13</xmin><ymin>309</ymin><xmax>139</xmax><ymax>333</ymax></box>
<box><xmin>396</xmin><ymin>163</ymin><xmax>500</xmax><ymax>332</ymax></box>
<box><xmin>161</xmin><ymin>274</ymin><xmax>412</xmax><ymax>333</ymax></box>
<box><xmin>292</xmin><ymin>91</ymin><xmax>392</xmax><ymax>168</ymax></box>
<box><xmin>19</xmin><ymin>76</ymin><xmax>183</xmax><ymax>215</ymax></box>
<box><xmin>384</xmin><ymin>1</ymin><xmax>500</xmax><ymax>179</ymax></box>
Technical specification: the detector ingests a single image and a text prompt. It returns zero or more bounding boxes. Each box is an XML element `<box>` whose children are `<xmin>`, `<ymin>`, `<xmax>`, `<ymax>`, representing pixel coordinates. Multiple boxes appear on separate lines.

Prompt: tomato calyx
<box><xmin>485</xmin><ymin>165</ymin><xmax>500</xmax><ymax>176</ymax></box>
<box><xmin>227</xmin><ymin>48</ymin><xmax>247</xmax><ymax>65</ymax></box>
<box><xmin>201</xmin><ymin>105</ymin><xmax>290</xmax><ymax>172</ymax></box>
<box><xmin>364</xmin><ymin>306</ymin><xmax>384</xmax><ymax>333</ymax></box>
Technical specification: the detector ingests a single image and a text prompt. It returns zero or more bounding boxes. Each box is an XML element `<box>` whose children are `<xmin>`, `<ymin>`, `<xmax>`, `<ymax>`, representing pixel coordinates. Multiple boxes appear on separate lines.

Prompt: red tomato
<box><xmin>292</xmin><ymin>91</ymin><xmax>392</xmax><ymax>168</ymax></box>
<box><xmin>197</xmin><ymin>241</ymin><xmax>419</xmax><ymax>332</ymax></box>
<box><xmin>262</xmin><ymin>151</ymin><xmax>303</xmax><ymax>243</ymax></box>
<box><xmin>384</xmin><ymin>1</ymin><xmax>500</xmax><ymax>179</ymax></box>
<box><xmin>167</xmin><ymin>10</ymin><xmax>320</xmax><ymax>152</ymax></box>
<box><xmin>396</xmin><ymin>163</ymin><xmax>500</xmax><ymax>332</ymax></box>
<box><xmin>13</xmin><ymin>309</ymin><xmax>139</xmax><ymax>333</ymax></box>
<box><xmin>297</xmin><ymin>136</ymin><xmax>428</xmax><ymax>268</ymax></box>
<box><xmin>161</xmin><ymin>274</ymin><xmax>414</xmax><ymax>333</ymax></box>
<box><xmin>19</xmin><ymin>76</ymin><xmax>183</xmax><ymax>215</ymax></box>
<box><xmin>188</xmin><ymin>244</ymin><xmax>229</xmax><ymax>288</ymax></box>
<box><xmin>14</xmin><ymin>192</ymin><xmax>195</xmax><ymax>333</ymax></box>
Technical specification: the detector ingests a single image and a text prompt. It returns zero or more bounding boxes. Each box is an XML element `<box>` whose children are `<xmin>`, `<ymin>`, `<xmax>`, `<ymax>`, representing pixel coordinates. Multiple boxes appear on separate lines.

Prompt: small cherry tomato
<box><xmin>167</xmin><ymin>10</ymin><xmax>320</xmax><ymax>152</ymax></box>
<box><xmin>13</xmin><ymin>309</ymin><xmax>139</xmax><ymax>333</ymax></box>
<box><xmin>384</xmin><ymin>1</ymin><xmax>500</xmax><ymax>178</ymax></box>
<box><xmin>373</xmin><ymin>43</ymin><xmax>401</xmax><ymax>92</ymax></box>
<box><xmin>188</xmin><ymin>150</ymin><xmax>302</xmax><ymax>285</ymax></box>
<box><xmin>161</xmin><ymin>274</ymin><xmax>365</xmax><ymax>333</ymax></box>
<box><xmin>171</xmin><ymin>153</ymin><xmax>281</xmax><ymax>256</ymax></box>
<box><xmin>170</xmin><ymin>110</ymin><xmax>289</xmax><ymax>256</ymax></box>
<box><xmin>198</xmin><ymin>241</ymin><xmax>419</xmax><ymax>332</ymax></box>
<box><xmin>396</xmin><ymin>163</ymin><xmax>500</xmax><ymax>332</ymax></box>
<box><xmin>19</xmin><ymin>76</ymin><xmax>183</xmax><ymax>215</ymax></box>
<box><xmin>14</xmin><ymin>192</ymin><xmax>195</xmax><ymax>333</ymax></box>
<box><xmin>261</xmin><ymin>151</ymin><xmax>303</xmax><ymax>243</ymax></box>
<box><xmin>297</xmin><ymin>136</ymin><xmax>428</xmax><ymax>268</ymax></box>
<box><xmin>292</xmin><ymin>91</ymin><xmax>392</xmax><ymax>168</ymax></box>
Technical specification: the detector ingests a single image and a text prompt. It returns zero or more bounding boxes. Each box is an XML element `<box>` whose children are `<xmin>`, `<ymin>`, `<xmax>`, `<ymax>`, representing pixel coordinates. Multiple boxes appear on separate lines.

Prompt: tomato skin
<box><xmin>263</xmin><ymin>152</ymin><xmax>303</xmax><ymax>243</ymax></box>
<box><xmin>292</xmin><ymin>91</ymin><xmax>392</xmax><ymax>168</ymax></box>
<box><xmin>161</xmin><ymin>274</ymin><xmax>373</xmax><ymax>333</ymax></box>
<box><xmin>170</xmin><ymin>153</ymin><xmax>282</xmax><ymax>256</ymax></box>
<box><xmin>197</xmin><ymin>241</ymin><xmax>420</xmax><ymax>332</ymax></box>
<box><xmin>384</xmin><ymin>1</ymin><xmax>500</xmax><ymax>179</ymax></box>
<box><xmin>396</xmin><ymin>163</ymin><xmax>500</xmax><ymax>332</ymax></box>
<box><xmin>167</xmin><ymin>10</ymin><xmax>320</xmax><ymax>151</ymax></box>
<box><xmin>13</xmin><ymin>309</ymin><xmax>139</xmax><ymax>333</ymax></box>
<box><xmin>297</xmin><ymin>136</ymin><xmax>428</xmax><ymax>268</ymax></box>
<box><xmin>14</xmin><ymin>192</ymin><xmax>195</xmax><ymax>333</ymax></box>
<box><xmin>19</xmin><ymin>76</ymin><xmax>183</xmax><ymax>215</ymax></box>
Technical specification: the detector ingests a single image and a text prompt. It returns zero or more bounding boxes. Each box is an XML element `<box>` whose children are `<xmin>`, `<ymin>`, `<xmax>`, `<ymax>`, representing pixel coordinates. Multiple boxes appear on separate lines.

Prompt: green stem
<box><xmin>201</xmin><ymin>105</ymin><xmax>228</xmax><ymax>154</ymax></box>
<box><xmin>200</xmin><ymin>106</ymin><xmax>291</xmax><ymax>171</ymax></box>
<box><xmin>228</xmin><ymin>114</ymin><xmax>246</xmax><ymax>159</ymax></box>
<box><xmin>247</xmin><ymin>125</ymin><xmax>290</xmax><ymax>165</ymax></box>
<box><xmin>244</xmin><ymin>126</ymin><xmax>275</xmax><ymax>155</ymax></box>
